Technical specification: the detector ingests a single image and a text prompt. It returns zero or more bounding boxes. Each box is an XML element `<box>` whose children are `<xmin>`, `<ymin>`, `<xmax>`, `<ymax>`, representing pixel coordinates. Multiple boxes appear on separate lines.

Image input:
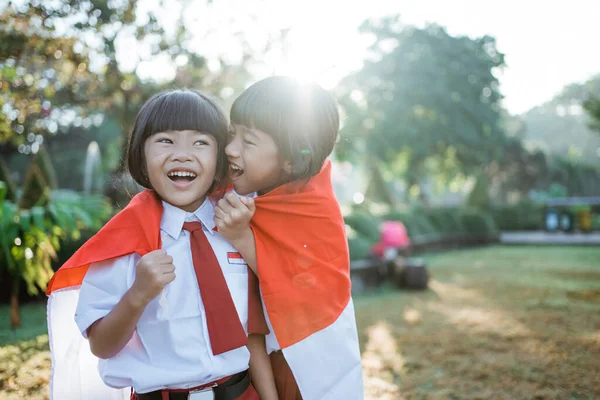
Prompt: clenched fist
<box><xmin>129</xmin><ymin>249</ymin><xmax>176</xmax><ymax>307</ymax></box>
<box><xmin>214</xmin><ymin>192</ymin><xmax>255</xmax><ymax>242</ymax></box>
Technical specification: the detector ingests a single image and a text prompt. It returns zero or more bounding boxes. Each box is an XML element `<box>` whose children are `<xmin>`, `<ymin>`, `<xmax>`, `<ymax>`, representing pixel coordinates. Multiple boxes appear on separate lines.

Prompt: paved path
<box><xmin>500</xmin><ymin>231</ymin><xmax>600</xmax><ymax>246</ymax></box>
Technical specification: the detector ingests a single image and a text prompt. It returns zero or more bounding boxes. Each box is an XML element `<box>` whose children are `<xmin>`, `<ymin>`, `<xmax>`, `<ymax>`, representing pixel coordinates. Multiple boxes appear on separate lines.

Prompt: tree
<box><xmin>522</xmin><ymin>74</ymin><xmax>600</xmax><ymax>165</ymax></box>
<box><xmin>0</xmin><ymin>149</ymin><xmax>113</xmax><ymax>328</ymax></box>
<box><xmin>583</xmin><ymin>96</ymin><xmax>600</xmax><ymax>133</ymax></box>
<box><xmin>1</xmin><ymin>0</ymin><xmax>257</xmax><ymax>204</ymax></box>
<box><xmin>0</xmin><ymin>0</ymin><xmax>144</xmax><ymax>151</ymax></box>
<box><xmin>336</xmin><ymin>16</ymin><xmax>508</xmax><ymax>191</ymax></box>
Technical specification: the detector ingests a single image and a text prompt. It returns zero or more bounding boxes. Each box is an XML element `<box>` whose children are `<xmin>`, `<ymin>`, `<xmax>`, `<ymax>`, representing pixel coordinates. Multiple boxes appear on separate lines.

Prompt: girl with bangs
<box><xmin>46</xmin><ymin>89</ymin><xmax>278</xmax><ymax>400</ymax></box>
<box><xmin>215</xmin><ymin>77</ymin><xmax>364</xmax><ymax>400</ymax></box>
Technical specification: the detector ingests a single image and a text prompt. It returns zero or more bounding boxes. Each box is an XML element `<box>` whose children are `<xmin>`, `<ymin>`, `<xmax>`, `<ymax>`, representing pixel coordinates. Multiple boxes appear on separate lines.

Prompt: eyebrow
<box><xmin>245</xmin><ymin>129</ymin><xmax>260</xmax><ymax>140</ymax></box>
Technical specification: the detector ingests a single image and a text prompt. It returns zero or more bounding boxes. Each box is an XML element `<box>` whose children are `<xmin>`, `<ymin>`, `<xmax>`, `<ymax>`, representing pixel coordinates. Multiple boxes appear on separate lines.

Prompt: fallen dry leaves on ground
<box><xmin>2</xmin><ymin>246</ymin><xmax>599</xmax><ymax>399</ymax></box>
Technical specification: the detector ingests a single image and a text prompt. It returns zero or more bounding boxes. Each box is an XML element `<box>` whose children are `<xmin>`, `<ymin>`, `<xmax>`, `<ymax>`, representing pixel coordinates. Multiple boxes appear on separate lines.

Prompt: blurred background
<box><xmin>1</xmin><ymin>1</ymin><xmax>599</xmax><ymax>399</ymax></box>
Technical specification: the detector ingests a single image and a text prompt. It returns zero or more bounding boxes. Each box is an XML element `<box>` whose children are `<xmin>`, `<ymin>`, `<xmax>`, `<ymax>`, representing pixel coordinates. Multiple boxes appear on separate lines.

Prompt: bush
<box><xmin>411</xmin><ymin>211</ymin><xmax>440</xmax><ymax>236</ymax></box>
<box><xmin>344</xmin><ymin>212</ymin><xmax>381</xmax><ymax>243</ymax></box>
<box><xmin>459</xmin><ymin>209</ymin><xmax>498</xmax><ymax>235</ymax></box>
<box><xmin>467</xmin><ymin>174</ymin><xmax>491</xmax><ymax>210</ymax></box>
<box><xmin>380</xmin><ymin>206</ymin><xmax>498</xmax><ymax>241</ymax></box>
<box><xmin>592</xmin><ymin>214</ymin><xmax>600</xmax><ymax>231</ymax></box>
<box><xmin>348</xmin><ymin>234</ymin><xmax>374</xmax><ymax>261</ymax></box>
<box><xmin>384</xmin><ymin>210</ymin><xmax>439</xmax><ymax>238</ymax></box>
<box><xmin>492</xmin><ymin>200</ymin><xmax>544</xmax><ymax>231</ymax></box>
<box><xmin>425</xmin><ymin>208</ymin><xmax>466</xmax><ymax>234</ymax></box>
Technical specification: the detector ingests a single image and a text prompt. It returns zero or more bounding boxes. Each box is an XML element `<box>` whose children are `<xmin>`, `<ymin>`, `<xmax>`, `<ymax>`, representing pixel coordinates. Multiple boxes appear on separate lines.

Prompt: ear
<box><xmin>282</xmin><ymin>160</ymin><xmax>293</xmax><ymax>174</ymax></box>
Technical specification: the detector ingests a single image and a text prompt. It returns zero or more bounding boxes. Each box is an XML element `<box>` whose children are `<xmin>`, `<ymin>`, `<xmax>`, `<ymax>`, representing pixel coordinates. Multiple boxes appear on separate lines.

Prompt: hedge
<box><xmin>343</xmin><ymin>212</ymin><xmax>381</xmax><ymax>244</ymax></box>
<box><xmin>345</xmin><ymin>206</ymin><xmax>500</xmax><ymax>260</ymax></box>
<box><xmin>491</xmin><ymin>200</ymin><xmax>544</xmax><ymax>231</ymax></box>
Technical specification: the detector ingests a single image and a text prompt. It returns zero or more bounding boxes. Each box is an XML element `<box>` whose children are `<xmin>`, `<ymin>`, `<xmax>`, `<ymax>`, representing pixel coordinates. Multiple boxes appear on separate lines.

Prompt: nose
<box><xmin>170</xmin><ymin>142</ymin><xmax>193</xmax><ymax>162</ymax></box>
<box><xmin>225</xmin><ymin>136</ymin><xmax>240</xmax><ymax>159</ymax></box>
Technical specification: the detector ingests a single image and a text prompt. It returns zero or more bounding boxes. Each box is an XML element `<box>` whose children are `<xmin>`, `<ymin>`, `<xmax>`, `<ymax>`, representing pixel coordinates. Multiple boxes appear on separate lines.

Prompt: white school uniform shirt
<box><xmin>74</xmin><ymin>198</ymin><xmax>250</xmax><ymax>394</ymax></box>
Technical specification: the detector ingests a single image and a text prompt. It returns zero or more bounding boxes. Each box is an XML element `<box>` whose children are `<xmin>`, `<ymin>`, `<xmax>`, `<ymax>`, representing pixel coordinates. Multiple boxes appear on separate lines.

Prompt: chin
<box><xmin>230</xmin><ymin>183</ymin><xmax>247</xmax><ymax>195</ymax></box>
<box><xmin>169</xmin><ymin>194</ymin><xmax>204</xmax><ymax>210</ymax></box>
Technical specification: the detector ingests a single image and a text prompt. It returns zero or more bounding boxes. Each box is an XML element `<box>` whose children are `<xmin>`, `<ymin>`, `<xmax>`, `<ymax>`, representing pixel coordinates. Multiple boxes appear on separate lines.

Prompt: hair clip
<box><xmin>300</xmin><ymin>149</ymin><xmax>311</xmax><ymax>154</ymax></box>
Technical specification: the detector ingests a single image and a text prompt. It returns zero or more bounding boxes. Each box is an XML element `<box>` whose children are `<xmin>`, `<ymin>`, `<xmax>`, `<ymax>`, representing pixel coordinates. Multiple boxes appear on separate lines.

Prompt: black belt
<box><xmin>136</xmin><ymin>370</ymin><xmax>250</xmax><ymax>400</ymax></box>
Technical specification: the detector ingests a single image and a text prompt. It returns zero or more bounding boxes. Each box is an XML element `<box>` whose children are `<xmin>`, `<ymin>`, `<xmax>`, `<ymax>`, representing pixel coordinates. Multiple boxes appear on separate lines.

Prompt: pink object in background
<box><xmin>371</xmin><ymin>221</ymin><xmax>410</xmax><ymax>259</ymax></box>
<box><xmin>381</xmin><ymin>221</ymin><xmax>410</xmax><ymax>248</ymax></box>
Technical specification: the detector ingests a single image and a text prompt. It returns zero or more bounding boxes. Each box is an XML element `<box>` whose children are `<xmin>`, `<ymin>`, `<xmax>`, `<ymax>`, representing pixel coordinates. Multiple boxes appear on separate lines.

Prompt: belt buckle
<box><xmin>188</xmin><ymin>385</ymin><xmax>216</xmax><ymax>400</ymax></box>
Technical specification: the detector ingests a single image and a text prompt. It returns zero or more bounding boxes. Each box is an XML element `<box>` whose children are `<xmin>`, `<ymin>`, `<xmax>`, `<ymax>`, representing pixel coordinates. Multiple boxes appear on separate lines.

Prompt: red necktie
<box><xmin>183</xmin><ymin>222</ymin><xmax>247</xmax><ymax>355</ymax></box>
<box><xmin>210</xmin><ymin>224</ymin><xmax>269</xmax><ymax>336</ymax></box>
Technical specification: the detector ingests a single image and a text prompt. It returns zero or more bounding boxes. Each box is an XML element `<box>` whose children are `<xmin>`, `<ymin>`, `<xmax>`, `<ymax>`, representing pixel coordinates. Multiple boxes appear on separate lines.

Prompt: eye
<box><xmin>156</xmin><ymin>137</ymin><xmax>172</xmax><ymax>144</ymax></box>
<box><xmin>194</xmin><ymin>140</ymin><xmax>209</xmax><ymax>146</ymax></box>
<box><xmin>243</xmin><ymin>138</ymin><xmax>255</xmax><ymax>146</ymax></box>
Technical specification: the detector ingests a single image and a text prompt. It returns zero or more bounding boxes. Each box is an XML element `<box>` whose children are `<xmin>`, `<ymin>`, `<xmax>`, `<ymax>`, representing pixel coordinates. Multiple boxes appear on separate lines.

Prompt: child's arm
<box><xmin>87</xmin><ymin>249</ymin><xmax>175</xmax><ymax>359</ymax></box>
<box><xmin>248</xmin><ymin>334</ymin><xmax>279</xmax><ymax>400</ymax></box>
<box><xmin>214</xmin><ymin>193</ymin><xmax>258</xmax><ymax>274</ymax></box>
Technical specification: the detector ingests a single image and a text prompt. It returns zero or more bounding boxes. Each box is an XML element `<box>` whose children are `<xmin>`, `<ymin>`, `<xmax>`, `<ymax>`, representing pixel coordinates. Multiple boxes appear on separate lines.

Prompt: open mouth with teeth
<box><xmin>230</xmin><ymin>164</ymin><xmax>244</xmax><ymax>178</ymax></box>
<box><xmin>167</xmin><ymin>170</ymin><xmax>197</xmax><ymax>183</ymax></box>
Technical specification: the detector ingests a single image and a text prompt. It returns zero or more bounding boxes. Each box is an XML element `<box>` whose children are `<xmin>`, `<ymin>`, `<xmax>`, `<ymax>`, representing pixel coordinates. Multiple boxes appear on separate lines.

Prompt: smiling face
<box><xmin>225</xmin><ymin>124</ymin><xmax>289</xmax><ymax>196</ymax></box>
<box><xmin>144</xmin><ymin>129</ymin><xmax>218</xmax><ymax>212</ymax></box>
<box><xmin>229</xmin><ymin>77</ymin><xmax>341</xmax><ymax>191</ymax></box>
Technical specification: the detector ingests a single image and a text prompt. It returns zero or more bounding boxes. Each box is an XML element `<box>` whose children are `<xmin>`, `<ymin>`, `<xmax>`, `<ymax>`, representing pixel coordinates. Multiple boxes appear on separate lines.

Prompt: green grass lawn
<box><xmin>1</xmin><ymin>245</ymin><xmax>599</xmax><ymax>400</ymax></box>
<box><xmin>356</xmin><ymin>245</ymin><xmax>600</xmax><ymax>400</ymax></box>
<box><xmin>0</xmin><ymin>303</ymin><xmax>48</xmax><ymax>346</ymax></box>
<box><xmin>0</xmin><ymin>303</ymin><xmax>50</xmax><ymax>400</ymax></box>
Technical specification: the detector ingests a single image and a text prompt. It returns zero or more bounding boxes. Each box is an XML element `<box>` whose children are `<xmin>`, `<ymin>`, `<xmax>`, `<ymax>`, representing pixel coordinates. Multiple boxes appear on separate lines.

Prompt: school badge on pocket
<box><xmin>227</xmin><ymin>252</ymin><xmax>247</xmax><ymax>265</ymax></box>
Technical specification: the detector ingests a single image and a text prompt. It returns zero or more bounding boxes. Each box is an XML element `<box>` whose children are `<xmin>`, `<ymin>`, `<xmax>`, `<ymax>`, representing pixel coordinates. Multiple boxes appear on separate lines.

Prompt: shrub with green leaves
<box><xmin>459</xmin><ymin>209</ymin><xmax>498</xmax><ymax>235</ymax></box>
<box><xmin>492</xmin><ymin>200</ymin><xmax>544</xmax><ymax>231</ymax></box>
<box><xmin>348</xmin><ymin>234</ymin><xmax>374</xmax><ymax>261</ymax></box>
<box><xmin>426</xmin><ymin>208</ymin><xmax>466</xmax><ymax>234</ymax></box>
<box><xmin>0</xmin><ymin>150</ymin><xmax>113</xmax><ymax>328</ymax></box>
<box><xmin>343</xmin><ymin>212</ymin><xmax>381</xmax><ymax>244</ymax></box>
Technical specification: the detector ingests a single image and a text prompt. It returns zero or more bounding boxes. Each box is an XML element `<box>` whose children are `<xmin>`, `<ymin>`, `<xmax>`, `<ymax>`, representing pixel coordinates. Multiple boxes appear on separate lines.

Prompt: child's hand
<box><xmin>129</xmin><ymin>250</ymin><xmax>176</xmax><ymax>307</ymax></box>
<box><xmin>214</xmin><ymin>193</ymin><xmax>255</xmax><ymax>242</ymax></box>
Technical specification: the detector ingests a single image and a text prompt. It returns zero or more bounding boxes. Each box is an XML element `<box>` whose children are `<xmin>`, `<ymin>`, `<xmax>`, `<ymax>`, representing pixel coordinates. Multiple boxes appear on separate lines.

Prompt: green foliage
<box><xmin>489</xmin><ymin>134</ymin><xmax>550</xmax><ymax>201</ymax></box>
<box><xmin>384</xmin><ymin>206</ymin><xmax>497</xmax><ymax>238</ymax></box>
<box><xmin>592</xmin><ymin>214</ymin><xmax>600</xmax><ymax>231</ymax></box>
<box><xmin>426</xmin><ymin>208</ymin><xmax>466</xmax><ymax>234</ymax></box>
<box><xmin>33</xmin><ymin>147</ymin><xmax>58</xmax><ymax>190</ymax></box>
<box><xmin>544</xmin><ymin>158</ymin><xmax>600</xmax><ymax>197</ymax></box>
<box><xmin>337</xmin><ymin>16</ymin><xmax>508</xmax><ymax>184</ymax></box>
<box><xmin>344</xmin><ymin>212</ymin><xmax>381</xmax><ymax>244</ymax></box>
<box><xmin>18</xmin><ymin>164</ymin><xmax>50</xmax><ymax>210</ymax></box>
<box><xmin>492</xmin><ymin>200</ymin><xmax>544</xmax><ymax>231</ymax></box>
<box><xmin>584</xmin><ymin>95</ymin><xmax>600</xmax><ymax>133</ymax></box>
<box><xmin>521</xmin><ymin>74</ymin><xmax>600</xmax><ymax>165</ymax></box>
<box><xmin>0</xmin><ymin>160</ymin><xmax>17</xmax><ymax>201</ymax></box>
<box><xmin>547</xmin><ymin>183</ymin><xmax>568</xmax><ymax>198</ymax></box>
<box><xmin>467</xmin><ymin>174</ymin><xmax>491</xmax><ymax>210</ymax></box>
<box><xmin>0</xmin><ymin>0</ymin><xmax>254</xmax><ymax>197</ymax></box>
<box><xmin>0</xmin><ymin>303</ymin><xmax>48</xmax><ymax>345</ymax></box>
<box><xmin>458</xmin><ymin>209</ymin><xmax>498</xmax><ymax>235</ymax></box>
<box><xmin>348</xmin><ymin>235</ymin><xmax>374</xmax><ymax>261</ymax></box>
<box><xmin>384</xmin><ymin>210</ymin><xmax>438</xmax><ymax>238</ymax></box>
<box><xmin>0</xmin><ymin>151</ymin><xmax>113</xmax><ymax>304</ymax></box>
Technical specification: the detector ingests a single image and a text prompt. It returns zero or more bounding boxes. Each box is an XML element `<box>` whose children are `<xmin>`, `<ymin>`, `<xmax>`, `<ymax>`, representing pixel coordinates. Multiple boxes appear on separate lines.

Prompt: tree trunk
<box><xmin>10</xmin><ymin>277</ymin><xmax>21</xmax><ymax>329</ymax></box>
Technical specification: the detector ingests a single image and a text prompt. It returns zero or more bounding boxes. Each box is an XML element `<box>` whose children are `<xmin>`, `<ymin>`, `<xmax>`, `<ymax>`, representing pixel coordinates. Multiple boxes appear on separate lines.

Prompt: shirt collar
<box><xmin>160</xmin><ymin>198</ymin><xmax>216</xmax><ymax>240</ymax></box>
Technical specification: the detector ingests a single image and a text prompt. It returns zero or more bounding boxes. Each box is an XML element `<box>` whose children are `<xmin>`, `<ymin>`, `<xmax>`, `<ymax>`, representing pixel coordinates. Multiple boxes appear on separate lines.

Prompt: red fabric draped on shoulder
<box><xmin>251</xmin><ymin>160</ymin><xmax>351</xmax><ymax>348</ymax></box>
<box><xmin>46</xmin><ymin>191</ymin><xmax>163</xmax><ymax>295</ymax></box>
<box><xmin>46</xmin><ymin>162</ymin><xmax>350</xmax><ymax>348</ymax></box>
